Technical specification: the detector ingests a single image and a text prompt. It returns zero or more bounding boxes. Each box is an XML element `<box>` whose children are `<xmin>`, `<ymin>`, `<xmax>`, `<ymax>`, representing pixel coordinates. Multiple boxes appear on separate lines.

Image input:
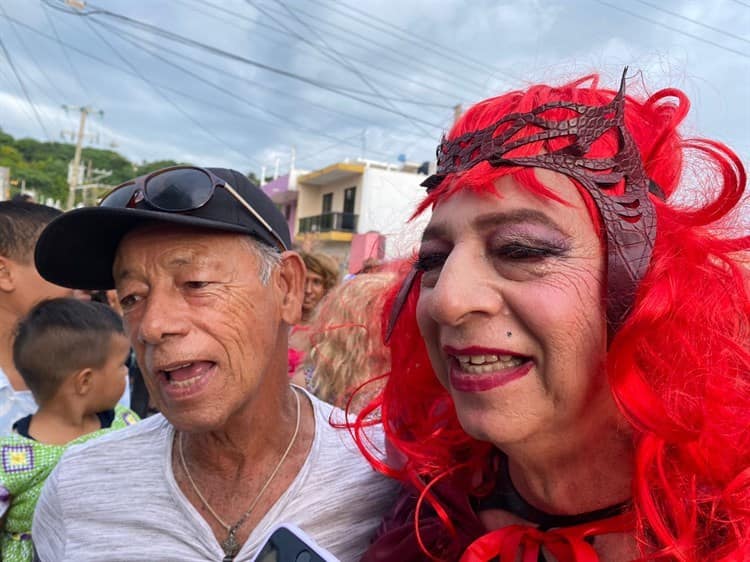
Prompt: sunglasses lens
<box><xmin>146</xmin><ymin>168</ymin><xmax>213</xmax><ymax>212</ymax></box>
<box><xmin>100</xmin><ymin>182</ymin><xmax>136</xmax><ymax>208</ymax></box>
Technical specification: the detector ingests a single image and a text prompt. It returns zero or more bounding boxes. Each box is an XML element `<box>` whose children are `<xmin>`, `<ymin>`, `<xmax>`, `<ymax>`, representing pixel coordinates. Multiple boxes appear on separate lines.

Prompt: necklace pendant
<box><xmin>221</xmin><ymin>530</ymin><xmax>240</xmax><ymax>560</ymax></box>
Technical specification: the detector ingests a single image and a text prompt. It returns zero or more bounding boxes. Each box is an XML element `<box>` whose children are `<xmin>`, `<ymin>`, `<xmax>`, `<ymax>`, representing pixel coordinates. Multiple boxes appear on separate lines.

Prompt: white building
<box><xmin>270</xmin><ymin>158</ymin><xmax>430</xmax><ymax>271</ymax></box>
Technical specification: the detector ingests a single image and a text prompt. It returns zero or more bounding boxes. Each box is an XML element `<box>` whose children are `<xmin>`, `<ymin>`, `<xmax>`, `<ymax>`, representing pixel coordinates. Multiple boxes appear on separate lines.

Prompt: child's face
<box><xmin>89</xmin><ymin>334</ymin><xmax>130</xmax><ymax>412</ymax></box>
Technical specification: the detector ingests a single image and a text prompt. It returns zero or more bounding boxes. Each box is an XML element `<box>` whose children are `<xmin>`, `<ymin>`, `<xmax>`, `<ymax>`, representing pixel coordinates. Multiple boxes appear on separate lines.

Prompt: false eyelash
<box><xmin>415</xmin><ymin>253</ymin><xmax>447</xmax><ymax>272</ymax></box>
<box><xmin>493</xmin><ymin>243</ymin><xmax>566</xmax><ymax>260</ymax></box>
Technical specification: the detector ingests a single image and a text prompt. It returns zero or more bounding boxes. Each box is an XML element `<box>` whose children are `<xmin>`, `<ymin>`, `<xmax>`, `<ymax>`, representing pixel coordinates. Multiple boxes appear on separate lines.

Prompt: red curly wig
<box><xmin>352</xmin><ymin>73</ymin><xmax>750</xmax><ymax>561</ymax></box>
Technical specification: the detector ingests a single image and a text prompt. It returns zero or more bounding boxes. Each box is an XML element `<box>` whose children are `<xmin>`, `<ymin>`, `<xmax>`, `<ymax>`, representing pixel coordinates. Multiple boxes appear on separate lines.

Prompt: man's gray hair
<box><xmin>245</xmin><ymin>237</ymin><xmax>282</xmax><ymax>285</ymax></box>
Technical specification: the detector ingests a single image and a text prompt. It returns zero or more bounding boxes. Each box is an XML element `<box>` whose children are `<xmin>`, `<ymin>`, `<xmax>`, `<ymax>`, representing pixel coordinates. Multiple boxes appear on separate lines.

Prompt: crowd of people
<box><xmin>0</xmin><ymin>69</ymin><xmax>747</xmax><ymax>562</ymax></box>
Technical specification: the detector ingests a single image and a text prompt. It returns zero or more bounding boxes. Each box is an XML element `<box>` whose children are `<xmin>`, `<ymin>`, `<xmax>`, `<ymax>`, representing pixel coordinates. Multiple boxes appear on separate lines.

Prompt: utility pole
<box><xmin>62</xmin><ymin>105</ymin><xmax>102</xmax><ymax>210</ymax></box>
<box><xmin>453</xmin><ymin>103</ymin><xmax>463</xmax><ymax>126</ymax></box>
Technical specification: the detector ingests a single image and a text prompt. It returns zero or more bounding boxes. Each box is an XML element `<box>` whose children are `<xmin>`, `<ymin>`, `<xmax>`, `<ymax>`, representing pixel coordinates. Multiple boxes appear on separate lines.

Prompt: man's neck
<box><xmin>181</xmin><ymin>384</ymin><xmax>315</xmax><ymax>478</ymax></box>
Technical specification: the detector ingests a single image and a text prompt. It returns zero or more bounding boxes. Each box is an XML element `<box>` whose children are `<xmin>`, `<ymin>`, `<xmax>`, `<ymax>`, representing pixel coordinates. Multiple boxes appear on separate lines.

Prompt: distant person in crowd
<box><xmin>358</xmin><ymin>257</ymin><xmax>383</xmax><ymax>274</ymax></box>
<box><xmin>0</xmin><ymin>202</ymin><xmax>71</xmax><ymax>436</ymax></box>
<box><xmin>72</xmin><ymin>289</ymin><xmax>155</xmax><ymax>418</ymax></box>
<box><xmin>0</xmin><ymin>298</ymin><xmax>139</xmax><ymax>562</ymax></box>
<box><xmin>31</xmin><ymin>166</ymin><xmax>395</xmax><ymax>561</ymax></box>
<box><xmin>288</xmin><ymin>251</ymin><xmax>341</xmax><ymax>374</ymax></box>
<box><xmin>293</xmin><ymin>271</ymin><xmax>395</xmax><ymax>414</ymax></box>
<box><xmin>300</xmin><ymin>251</ymin><xmax>340</xmax><ymax>323</ymax></box>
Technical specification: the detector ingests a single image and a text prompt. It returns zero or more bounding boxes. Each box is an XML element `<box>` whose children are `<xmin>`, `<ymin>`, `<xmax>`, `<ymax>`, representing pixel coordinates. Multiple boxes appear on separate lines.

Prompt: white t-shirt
<box><xmin>32</xmin><ymin>391</ymin><xmax>396</xmax><ymax>561</ymax></box>
<box><xmin>0</xmin><ymin>366</ymin><xmax>37</xmax><ymax>436</ymax></box>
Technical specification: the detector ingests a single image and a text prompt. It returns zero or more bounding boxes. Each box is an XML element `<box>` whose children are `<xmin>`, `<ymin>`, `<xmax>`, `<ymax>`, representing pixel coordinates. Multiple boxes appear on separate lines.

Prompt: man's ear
<box><xmin>0</xmin><ymin>256</ymin><xmax>16</xmax><ymax>293</ymax></box>
<box><xmin>73</xmin><ymin>367</ymin><xmax>94</xmax><ymax>396</ymax></box>
<box><xmin>275</xmin><ymin>251</ymin><xmax>306</xmax><ymax>325</ymax></box>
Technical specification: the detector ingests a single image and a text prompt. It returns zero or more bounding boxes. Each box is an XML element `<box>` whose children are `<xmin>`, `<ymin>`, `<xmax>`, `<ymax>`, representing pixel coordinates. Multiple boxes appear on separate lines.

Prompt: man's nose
<box><xmin>136</xmin><ymin>287</ymin><xmax>190</xmax><ymax>345</ymax></box>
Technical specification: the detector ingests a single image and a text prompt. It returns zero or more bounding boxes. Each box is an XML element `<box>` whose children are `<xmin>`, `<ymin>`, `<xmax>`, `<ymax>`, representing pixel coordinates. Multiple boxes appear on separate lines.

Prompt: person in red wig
<box><xmin>353</xmin><ymin>69</ymin><xmax>750</xmax><ymax>562</ymax></box>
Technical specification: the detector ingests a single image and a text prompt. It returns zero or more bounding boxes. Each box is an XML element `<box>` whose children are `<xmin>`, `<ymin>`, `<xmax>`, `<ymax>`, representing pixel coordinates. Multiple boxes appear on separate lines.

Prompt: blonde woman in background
<box><xmin>294</xmin><ymin>272</ymin><xmax>395</xmax><ymax>414</ymax></box>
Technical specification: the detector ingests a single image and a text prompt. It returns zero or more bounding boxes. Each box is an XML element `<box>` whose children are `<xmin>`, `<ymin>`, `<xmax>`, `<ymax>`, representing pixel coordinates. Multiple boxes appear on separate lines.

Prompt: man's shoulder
<box><xmin>307</xmin><ymin>392</ymin><xmax>389</xmax><ymax>482</ymax></box>
<box><xmin>57</xmin><ymin>414</ymin><xmax>169</xmax><ymax>472</ymax></box>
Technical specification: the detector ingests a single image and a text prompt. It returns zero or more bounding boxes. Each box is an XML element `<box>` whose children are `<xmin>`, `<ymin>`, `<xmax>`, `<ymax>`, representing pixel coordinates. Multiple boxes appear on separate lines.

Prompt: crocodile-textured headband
<box><xmin>386</xmin><ymin>69</ymin><xmax>663</xmax><ymax>342</ymax></box>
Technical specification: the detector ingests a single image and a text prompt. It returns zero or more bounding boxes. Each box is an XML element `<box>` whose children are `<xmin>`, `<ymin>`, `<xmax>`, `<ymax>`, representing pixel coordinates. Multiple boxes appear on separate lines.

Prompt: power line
<box><xmin>0</xmin><ymin>35</ymin><xmax>50</xmax><ymax>139</ymax></box>
<box><xmin>254</xmin><ymin>0</ymin><xmax>433</xmax><ymax>137</ymax></box>
<box><xmin>0</xmin><ymin>63</ymin><xmax>38</xmax><ymax>128</ymax></box>
<box><xmin>40</xmin><ymin>2</ymin><xmax>88</xmax><ymax>98</ymax></box>
<box><xmin>81</xmin><ymin>17</ymin><xmax>261</xmax><ymax>167</ymax></box>
<box><xmin>0</xmin><ymin>4</ymin><xmax>66</xmax><ymax>133</ymax></box>
<box><xmin>93</xmin><ymin>18</ymin><xmax>396</xmax><ymax>160</ymax></box>
<box><xmin>593</xmin><ymin>0</ymin><xmax>750</xmax><ymax>59</ymax></box>
<box><xmin>295</xmin><ymin>132</ymin><xmax>365</xmax><ymax>165</ymax></box>
<box><xmin>95</xmin><ymin>19</ymin><xmax>429</xmax><ymax>139</ymax></box>
<box><xmin>44</xmin><ymin>0</ymin><xmax>445</xmax><ymax>129</ymax></box>
<box><xmin>244</xmin><ymin>0</ymin><xmax>488</xmax><ymax>100</ymax></box>
<box><xmin>632</xmin><ymin>0</ymin><xmax>750</xmax><ymax>46</ymax></box>
<box><xmin>6</xmin><ymin>13</ymin><xmax>286</xmax><ymax>137</ymax></box>
<box><xmin>0</xmin><ymin>5</ymin><xmax>62</xmax><ymax>101</ymax></box>
<box><xmin>310</xmin><ymin>0</ymin><xmax>522</xmax><ymax>84</ymax></box>
<box><xmin>178</xmin><ymin>0</ymin><xmax>465</xmax><ymax>107</ymax></box>
<box><xmin>3</xmin><ymin>10</ymin><xmax>418</xmax><ymax>164</ymax></box>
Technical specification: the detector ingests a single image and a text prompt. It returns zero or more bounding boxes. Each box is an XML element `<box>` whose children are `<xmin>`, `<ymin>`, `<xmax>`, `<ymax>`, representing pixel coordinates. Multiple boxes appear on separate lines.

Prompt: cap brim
<box><xmin>35</xmin><ymin>207</ymin><xmax>252</xmax><ymax>290</ymax></box>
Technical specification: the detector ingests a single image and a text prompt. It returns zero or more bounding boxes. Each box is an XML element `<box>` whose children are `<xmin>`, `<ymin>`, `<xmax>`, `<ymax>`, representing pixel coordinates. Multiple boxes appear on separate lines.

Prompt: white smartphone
<box><xmin>252</xmin><ymin>523</ymin><xmax>340</xmax><ymax>562</ymax></box>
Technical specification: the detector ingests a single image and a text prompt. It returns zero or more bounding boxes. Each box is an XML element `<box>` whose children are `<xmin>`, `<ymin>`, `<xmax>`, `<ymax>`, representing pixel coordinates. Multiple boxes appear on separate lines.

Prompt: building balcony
<box><xmin>298</xmin><ymin>212</ymin><xmax>358</xmax><ymax>234</ymax></box>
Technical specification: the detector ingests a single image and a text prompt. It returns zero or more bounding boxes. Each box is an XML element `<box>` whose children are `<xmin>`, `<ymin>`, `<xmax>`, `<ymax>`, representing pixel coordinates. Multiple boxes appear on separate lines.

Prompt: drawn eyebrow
<box><xmin>422</xmin><ymin>209</ymin><xmax>564</xmax><ymax>243</ymax></box>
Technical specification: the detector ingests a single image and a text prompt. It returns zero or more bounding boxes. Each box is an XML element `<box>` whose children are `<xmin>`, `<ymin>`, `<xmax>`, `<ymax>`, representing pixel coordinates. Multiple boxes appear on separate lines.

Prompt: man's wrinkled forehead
<box><xmin>112</xmin><ymin>223</ymin><xmax>242</xmax><ymax>284</ymax></box>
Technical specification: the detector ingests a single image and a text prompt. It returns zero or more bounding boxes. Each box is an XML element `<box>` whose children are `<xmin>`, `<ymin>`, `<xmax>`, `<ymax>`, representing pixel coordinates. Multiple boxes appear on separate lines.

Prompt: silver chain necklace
<box><xmin>178</xmin><ymin>388</ymin><xmax>301</xmax><ymax>561</ymax></box>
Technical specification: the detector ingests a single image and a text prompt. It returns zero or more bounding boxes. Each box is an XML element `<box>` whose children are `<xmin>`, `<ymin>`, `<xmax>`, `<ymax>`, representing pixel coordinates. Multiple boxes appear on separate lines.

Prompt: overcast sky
<box><xmin>0</xmin><ymin>0</ymin><xmax>748</xmax><ymax>178</ymax></box>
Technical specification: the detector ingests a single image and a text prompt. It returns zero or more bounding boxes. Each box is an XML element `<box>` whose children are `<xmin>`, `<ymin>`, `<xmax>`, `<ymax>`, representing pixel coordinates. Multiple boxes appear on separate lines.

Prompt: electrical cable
<box><xmin>40</xmin><ymin>1</ymin><xmax>88</xmax><ymax>98</ymax></box>
<box><xmin>177</xmin><ymin>0</ymin><xmax>465</xmax><ymax>107</ymax></box>
<box><xmin>82</xmin><ymin>17</ymin><xmax>262</xmax><ymax>167</ymax></box>
<box><xmin>0</xmin><ymin>4</ymin><xmax>66</xmax><ymax>133</ymax></box>
<box><xmin>233</xmin><ymin>0</ymin><xmax>484</xmax><ymax>102</ymax></box>
<box><xmin>3</xmin><ymin>12</ymin><xmax>411</xmax><ymax>165</ymax></box>
<box><xmin>0</xmin><ymin>63</ymin><xmax>38</xmax><ymax>128</ymax></box>
<box><xmin>42</xmin><ymin>0</ymin><xmax>445</xmax><ymax>129</ymax></box>
<box><xmin>94</xmin><ymin>19</ymin><xmax>396</xmax><ymax>160</ymax></box>
<box><xmin>594</xmin><ymin>0</ymin><xmax>750</xmax><ymax>59</ymax></box>
<box><xmin>632</xmin><ymin>0</ymin><xmax>750</xmax><ymax>46</ymax></box>
<box><xmin>251</xmin><ymin>0</ymin><xmax>433</xmax><ymax>137</ymax></box>
<box><xmin>94</xmin><ymin>19</ymin><xmax>425</xmax><ymax>139</ymax></box>
<box><xmin>0</xmin><ymin>35</ymin><xmax>51</xmax><ymax>140</ymax></box>
<box><xmin>309</xmin><ymin>0</ymin><xmax>521</xmax><ymax>84</ymax></box>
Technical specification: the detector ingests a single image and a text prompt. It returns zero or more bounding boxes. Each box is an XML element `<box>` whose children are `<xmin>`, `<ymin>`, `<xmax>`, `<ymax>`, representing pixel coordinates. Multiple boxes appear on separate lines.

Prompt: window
<box><xmin>343</xmin><ymin>187</ymin><xmax>356</xmax><ymax>214</ymax></box>
<box><xmin>322</xmin><ymin>192</ymin><xmax>333</xmax><ymax>214</ymax></box>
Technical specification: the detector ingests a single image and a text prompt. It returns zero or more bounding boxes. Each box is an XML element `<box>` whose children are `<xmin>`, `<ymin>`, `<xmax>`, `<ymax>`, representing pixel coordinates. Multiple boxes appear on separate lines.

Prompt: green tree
<box><xmin>0</xmin><ymin>145</ymin><xmax>24</xmax><ymax>169</ymax></box>
<box><xmin>135</xmin><ymin>159</ymin><xmax>187</xmax><ymax>176</ymax></box>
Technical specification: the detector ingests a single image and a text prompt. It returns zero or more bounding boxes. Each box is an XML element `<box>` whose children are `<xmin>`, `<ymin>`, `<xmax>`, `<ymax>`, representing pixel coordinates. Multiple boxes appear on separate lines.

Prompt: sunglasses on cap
<box><xmin>99</xmin><ymin>166</ymin><xmax>288</xmax><ymax>251</ymax></box>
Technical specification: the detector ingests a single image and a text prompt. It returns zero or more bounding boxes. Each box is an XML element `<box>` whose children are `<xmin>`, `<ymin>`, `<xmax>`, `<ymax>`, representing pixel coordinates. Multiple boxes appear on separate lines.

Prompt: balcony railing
<box><xmin>298</xmin><ymin>212</ymin><xmax>358</xmax><ymax>234</ymax></box>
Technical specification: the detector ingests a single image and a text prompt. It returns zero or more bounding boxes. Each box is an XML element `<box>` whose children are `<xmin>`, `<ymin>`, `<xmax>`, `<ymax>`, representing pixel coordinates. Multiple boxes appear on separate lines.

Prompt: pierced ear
<box><xmin>73</xmin><ymin>367</ymin><xmax>94</xmax><ymax>396</ymax></box>
<box><xmin>276</xmin><ymin>251</ymin><xmax>305</xmax><ymax>325</ymax></box>
<box><xmin>0</xmin><ymin>256</ymin><xmax>15</xmax><ymax>293</ymax></box>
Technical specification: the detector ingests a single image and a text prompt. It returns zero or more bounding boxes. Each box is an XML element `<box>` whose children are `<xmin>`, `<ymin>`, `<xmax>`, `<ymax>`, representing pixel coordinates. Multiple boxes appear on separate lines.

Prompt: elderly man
<box><xmin>32</xmin><ymin>167</ymin><xmax>395</xmax><ymax>561</ymax></box>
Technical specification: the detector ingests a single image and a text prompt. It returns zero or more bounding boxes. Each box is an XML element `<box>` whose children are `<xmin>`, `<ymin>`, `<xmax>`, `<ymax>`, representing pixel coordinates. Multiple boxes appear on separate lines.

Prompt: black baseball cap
<box><xmin>35</xmin><ymin>167</ymin><xmax>292</xmax><ymax>290</ymax></box>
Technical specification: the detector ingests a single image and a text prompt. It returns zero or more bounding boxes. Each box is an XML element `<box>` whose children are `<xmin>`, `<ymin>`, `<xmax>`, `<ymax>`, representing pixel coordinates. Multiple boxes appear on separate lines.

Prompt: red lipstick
<box><xmin>444</xmin><ymin>345</ymin><xmax>532</xmax><ymax>392</ymax></box>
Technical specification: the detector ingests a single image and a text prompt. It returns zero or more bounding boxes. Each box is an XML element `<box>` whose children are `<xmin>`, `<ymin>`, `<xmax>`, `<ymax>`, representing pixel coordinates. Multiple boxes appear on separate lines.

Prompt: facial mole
<box><xmin>506</xmin><ymin>331</ymin><xmax>512</xmax><ymax>338</ymax></box>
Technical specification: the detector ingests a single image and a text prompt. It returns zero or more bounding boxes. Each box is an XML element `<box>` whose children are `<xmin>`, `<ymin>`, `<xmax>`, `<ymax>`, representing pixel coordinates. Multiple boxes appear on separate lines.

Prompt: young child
<box><xmin>0</xmin><ymin>298</ymin><xmax>139</xmax><ymax>561</ymax></box>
